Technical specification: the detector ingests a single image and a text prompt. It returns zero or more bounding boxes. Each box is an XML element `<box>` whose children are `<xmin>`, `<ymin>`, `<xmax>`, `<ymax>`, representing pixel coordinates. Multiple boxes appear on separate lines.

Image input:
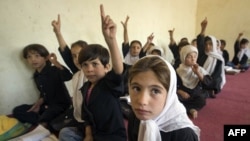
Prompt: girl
<box><xmin>230</xmin><ymin>33</ymin><xmax>250</xmax><ymax>71</ymax></box>
<box><xmin>199</xmin><ymin>35</ymin><xmax>226</xmax><ymax>97</ymax></box>
<box><xmin>51</xmin><ymin>14</ymin><xmax>88</xmax><ymax>125</ymax></box>
<box><xmin>128</xmin><ymin>55</ymin><xmax>200</xmax><ymax>141</ymax></box>
<box><xmin>176</xmin><ymin>45</ymin><xmax>212</xmax><ymax>119</ymax></box>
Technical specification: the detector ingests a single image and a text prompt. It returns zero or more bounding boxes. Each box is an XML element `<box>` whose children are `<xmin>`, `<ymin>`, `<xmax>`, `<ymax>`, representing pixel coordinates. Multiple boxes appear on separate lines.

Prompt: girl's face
<box><xmin>26</xmin><ymin>51</ymin><xmax>47</xmax><ymax>72</ymax></box>
<box><xmin>130</xmin><ymin>42</ymin><xmax>141</xmax><ymax>57</ymax></box>
<box><xmin>129</xmin><ymin>70</ymin><xmax>167</xmax><ymax>120</ymax></box>
<box><xmin>185</xmin><ymin>52</ymin><xmax>197</xmax><ymax>66</ymax></box>
<box><xmin>81</xmin><ymin>58</ymin><xmax>109</xmax><ymax>85</ymax></box>
<box><xmin>205</xmin><ymin>40</ymin><xmax>213</xmax><ymax>53</ymax></box>
<box><xmin>71</xmin><ymin>45</ymin><xmax>83</xmax><ymax>70</ymax></box>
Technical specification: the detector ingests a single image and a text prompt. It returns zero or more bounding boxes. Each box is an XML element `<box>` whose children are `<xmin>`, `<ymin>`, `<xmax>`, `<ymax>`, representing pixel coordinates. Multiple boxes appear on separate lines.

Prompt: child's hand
<box><xmin>192</xmin><ymin>64</ymin><xmax>199</xmax><ymax>74</ymax></box>
<box><xmin>101</xmin><ymin>4</ymin><xmax>117</xmax><ymax>41</ymax></box>
<box><xmin>51</xmin><ymin>14</ymin><xmax>61</xmax><ymax>34</ymax></box>
<box><xmin>239</xmin><ymin>32</ymin><xmax>244</xmax><ymax>37</ymax></box>
<box><xmin>168</xmin><ymin>28</ymin><xmax>175</xmax><ymax>35</ymax></box>
<box><xmin>121</xmin><ymin>15</ymin><xmax>129</xmax><ymax>28</ymax></box>
<box><xmin>201</xmin><ymin>17</ymin><xmax>208</xmax><ymax>29</ymax></box>
<box><xmin>147</xmin><ymin>33</ymin><xmax>154</xmax><ymax>43</ymax></box>
<box><xmin>48</xmin><ymin>53</ymin><xmax>58</xmax><ymax>64</ymax></box>
<box><xmin>181</xmin><ymin>92</ymin><xmax>190</xmax><ymax>99</ymax></box>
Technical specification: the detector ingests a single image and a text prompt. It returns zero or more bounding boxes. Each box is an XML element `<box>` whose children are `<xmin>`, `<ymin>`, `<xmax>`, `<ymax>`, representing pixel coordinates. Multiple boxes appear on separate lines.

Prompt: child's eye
<box><xmin>93</xmin><ymin>62</ymin><xmax>98</xmax><ymax>67</ymax></box>
<box><xmin>81</xmin><ymin>63</ymin><xmax>88</xmax><ymax>68</ymax></box>
<box><xmin>131</xmin><ymin>86</ymin><xmax>140</xmax><ymax>93</ymax></box>
<box><xmin>151</xmin><ymin>88</ymin><xmax>161</xmax><ymax>95</ymax></box>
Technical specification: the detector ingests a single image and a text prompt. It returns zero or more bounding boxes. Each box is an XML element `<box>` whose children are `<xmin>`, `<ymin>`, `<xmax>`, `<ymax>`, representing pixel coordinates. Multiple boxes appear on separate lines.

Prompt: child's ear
<box><xmin>105</xmin><ymin>63</ymin><xmax>111</xmax><ymax>72</ymax></box>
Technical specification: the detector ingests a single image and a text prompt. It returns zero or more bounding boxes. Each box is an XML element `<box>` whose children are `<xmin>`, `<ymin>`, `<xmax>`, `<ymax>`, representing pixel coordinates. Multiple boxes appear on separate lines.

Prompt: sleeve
<box><xmin>58</xmin><ymin>46</ymin><xmax>79</xmax><ymax>74</ymax></box>
<box><xmin>104</xmin><ymin>69</ymin><xmax>124</xmax><ymax>98</ymax></box>
<box><xmin>239</xmin><ymin>54</ymin><xmax>248</xmax><ymax>65</ymax></box>
<box><xmin>197</xmin><ymin>34</ymin><xmax>206</xmax><ymax>60</ymax></box>
<box><xmin>224</xmin><ymin>50</ymin><xmax>229</xmax><ymax>64</ymax></box>
<box><xmin>139</xmin><ymin>49</ymin><xmax>147</xmax><ymax>58</ymax></box>
<box><xmin>169</xmin><ymin>43</ymin><xmax>179</xmax><ymax>60</ymax></box>
<box><xmin>56</xmin><ymin>65</ymin><xmax>73</xmax><ymax>81</ymax></box>
<box><xmin>233</xmin><ymin>40</ymin><xmax>240</xmax><ymax>56</ymax></box>
<box><xmin>122</xmin><ymin>43</ymin><xmax>130</xmax><ymax>58</ymax></box>
<box><xmin>206</xmin><ymin>60</ymin><xmax>223</xmax><ymax>94</ymax></box>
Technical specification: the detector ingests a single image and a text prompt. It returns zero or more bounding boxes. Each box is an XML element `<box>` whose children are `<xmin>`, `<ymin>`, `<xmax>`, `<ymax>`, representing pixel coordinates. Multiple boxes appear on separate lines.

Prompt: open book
<box><xmin>224</xmin><ymin>66</ymin><xmax>241</xmax><ymax>75</ymax></box>
<box><xmin>8</xmin><ymin>125</ymin><xmax>57</xmax><ymax>141</ymax></box>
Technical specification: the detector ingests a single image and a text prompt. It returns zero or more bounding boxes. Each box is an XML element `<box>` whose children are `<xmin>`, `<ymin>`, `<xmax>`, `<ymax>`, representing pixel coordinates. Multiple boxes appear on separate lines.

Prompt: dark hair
<box><xmin>78</xmin><ymin>44</ymin><xmax>110</xmax><ymax>66</ymax></box>
<box><xmin>220</xmin><ymin>39</ymin><xmax>226</xmax><ymax>46</ymax></box>
<box><xmin>191</xmin><ymin>39</ymin><xmax>197</xmax><ymax>43</ymax></box>
<box><xmin>130</xmin><ymin>40</ymin><xmax>142</xmax><ymax>48</ymax></box>
<box><xmin>71</xmin><ymin>40</ymin><xmax>88</xmax><ymax>49</ymax></box>
<box><xmin>128</xmin><ymin>56</ymin><xmax>170</xmax><ymax>91</ymax></box>
<box><xmin>240</xmin><ymin>38</ymin><xmax>249</xmax><ymax>45</ymax></box>
<box><xmin>23</xmin><ymin>44</ymin><xmax>49</xmax><ymax>59</ymax></box>
<box><xmin>180</xmin><ymin>37</ymin><xmax>188</xmax><ymax>43</ymax></box>
<box><xmin>151</xmin><ymin>49</ymin><xmax>162</xmax><ymax>56</ymax></box>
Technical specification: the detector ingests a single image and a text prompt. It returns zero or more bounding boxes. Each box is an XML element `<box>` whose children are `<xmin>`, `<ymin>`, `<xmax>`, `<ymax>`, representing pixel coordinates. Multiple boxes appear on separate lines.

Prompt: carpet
<box><xmin>192</xmin><ymin>70</ymin><xmax>250</xmax><ymax>141</ymax></box>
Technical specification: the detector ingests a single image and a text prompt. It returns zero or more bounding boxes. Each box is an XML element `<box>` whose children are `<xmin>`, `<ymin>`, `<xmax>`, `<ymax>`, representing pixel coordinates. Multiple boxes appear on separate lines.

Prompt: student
<box><xmin>229</xmin><ymin>33</ymin><xmax>250</xmax><ymax>71</ymax></box>
<box><xmin>197</xmin><ymin>18</ymin><xmax>226</xmax><ymax>98</ymax></box>
<box><xmin>13</xmin><ymin>44</ymin><xmax>72</xmax><ymax>129</ymax></box>
<box><xmin>51</xmin><ymin>14</ymin><xmax>87</xmax><ymax>126</ymax></box>
<box><xmin>58</xmin><ymin>5</ymin><xmax>127</xmax><ymax>141</ymax></box>
<box><xmin>220</xmin><ymin>39</ymin><xmax>230</xmax><ymax>65</ymax></box>
<box><xmin>52</xmin><ymin>14</ymin><xmax>88</xmax><ymax>74</ymax></box>
<box><xmin>127</xmin><ymin>55</ymin><xmax>200</xmax><ymax>141</ymax></box>
<box><xmin>176</xmin><ymin>45</ymin><xmax>212</xmax><ymax>119</ymax></box>
<box><xmin>168</xmin><ymin>28</ymin><xmax>190</xmax><ymax>69</ymax></box>
<box><xmin>191</xmin><ymin>39</ymin><xmax>197</xmax><ymax>47</ymax></box>
<box><xmin>121</xmin><ymin>15</ymin><xmax>143</xmax><ymax>65</ymax></box>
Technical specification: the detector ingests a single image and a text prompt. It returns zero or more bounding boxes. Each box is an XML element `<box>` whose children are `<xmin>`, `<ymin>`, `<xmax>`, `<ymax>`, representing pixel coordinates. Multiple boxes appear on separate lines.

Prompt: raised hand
<box><xmin>201</xmin><ymin>17</ymin><xmax>208</xmax><ymax>29</ymax></box>
<box><xmin>168</xmin><ymin>28</ymin><xmax>175</xmax><ymax>35</ymax></box>
<box><xmin>121</xmin><ymin>15</ymin><xmax>129</xmax><ymax>28</ymax></box>
<box><xmin>51</xmin><ymin>14</ymin><xmax>61</xmax><ymax>34</ymax></box>
<box><xmin>147</xmin><ymin>33</ymin><xmax>154</xmax><ymax>43</ymax></box>
<box><xmin>101</xmin><ymin>4</ymin><xmax>117</xmax><ymax>41</ymax></box>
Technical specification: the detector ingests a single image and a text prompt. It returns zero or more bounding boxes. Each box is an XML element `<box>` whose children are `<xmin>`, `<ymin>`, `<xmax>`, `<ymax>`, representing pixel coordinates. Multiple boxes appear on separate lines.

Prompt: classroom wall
<box><xmin>196</xmin><ymin>0</ymin><xmax>250</xmax><ymax>60</ymax></box>
<box><xmin>0</xmin><ymin>0</ymin><xmax>197</xmax><ymax>114</ymax></box>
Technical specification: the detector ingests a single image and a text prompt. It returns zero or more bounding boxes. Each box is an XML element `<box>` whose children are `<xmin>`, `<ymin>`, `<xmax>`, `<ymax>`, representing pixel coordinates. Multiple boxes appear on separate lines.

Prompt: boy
<box><xmin>58</xmin><ymin>5</ymin><xmax>127</xmax><ymax>141</ymax></box>
<box><xmin>13</xmin><ymin>44</ymin><xmax>72</xmax><ymax>129</ymax></box>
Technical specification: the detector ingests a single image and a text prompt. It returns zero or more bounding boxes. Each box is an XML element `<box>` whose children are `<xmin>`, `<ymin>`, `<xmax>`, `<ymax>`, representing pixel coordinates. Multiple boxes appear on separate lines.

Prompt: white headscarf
<box><xmin>237</xmin><ymin>48</ymin><xmax>250</xmax><ymax>61</ymax></box>
<box><xmin>137</xmin><ymin>55</ymin><xmax>200</xmax><ymax>141</ymax></box>
<box><xmin>203</xmin><ymin>35</ymin><xmax>226</xmax><ymax>89</ymax></box>
<box><xmin>72</xmin><ymin>70</ymin><xmax>87</xmax><ymax>122</ymax></box>
<box><xmin>124</xmin><ymin>52</ymin><xmax>139</xmax><ymax>65</ymax></box>
<box><xmin>176</xmin><ymin>45</ymin><xmax>208</xmax><ymax>89</ymax></box>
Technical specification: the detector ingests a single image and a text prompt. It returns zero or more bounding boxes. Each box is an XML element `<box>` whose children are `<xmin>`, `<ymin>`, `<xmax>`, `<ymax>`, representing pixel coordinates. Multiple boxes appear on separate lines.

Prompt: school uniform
<box><xmin>122</xmin><ymin>43</ymin><xmax>145</xmax><ymax>65</ymax></box>
<box><xmin>58</xmin><ymin>46</ymin><xmax>78</xmax><ymax>74</ymax></box>
<box><xmin>176</xmin><ymin>45</ymin><xmax>212</xmax><ymax>115</ymax></box>
<box><xmin>80</xmin><ymin>69</ymin><xmax>127</xmax><ymax>141</ymax></box>
<box><xmin>169</xmin><ymin>43</ymin><xmax>181</xmax><ymax>69</ymax></box>
<box><xmin>128</xmin><ymin>112</ymin><xmax>198</xmax><ymax>141</ymax></box>
<box><xmin>222</xmin><ymin>50</ymin><xmax>230</xmax><ymax>65</ymax></box>
<box><xmin>197</xmin><ymin>35</ymin><xmax>226</xmax><ymax>94</ymax></box>
<box><xmin>231</xmin><ymin>40</ymin><xmax>250</xmax><ymax>70</ymax></box>
<box><xmin>13</xmin><ymin>63</ymin><xmax>72</xmax><ymax>125</ymax></box>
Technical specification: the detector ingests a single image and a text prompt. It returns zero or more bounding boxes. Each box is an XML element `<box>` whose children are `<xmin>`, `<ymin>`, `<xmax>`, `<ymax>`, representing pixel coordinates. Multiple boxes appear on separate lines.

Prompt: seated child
<box><xmin>229</xmin><ymin>32</ymin><xmax>250</xmax><ymax>71</ymax></box>
<box><xmin>13</xmin><ymin>44</ymin><xmax>72</xmax><ymax>130</ymax></box>
<box><xmin>176</xmin><ymin>45</ymin><xmax>212</xmax><ymax>119</ymax></box>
